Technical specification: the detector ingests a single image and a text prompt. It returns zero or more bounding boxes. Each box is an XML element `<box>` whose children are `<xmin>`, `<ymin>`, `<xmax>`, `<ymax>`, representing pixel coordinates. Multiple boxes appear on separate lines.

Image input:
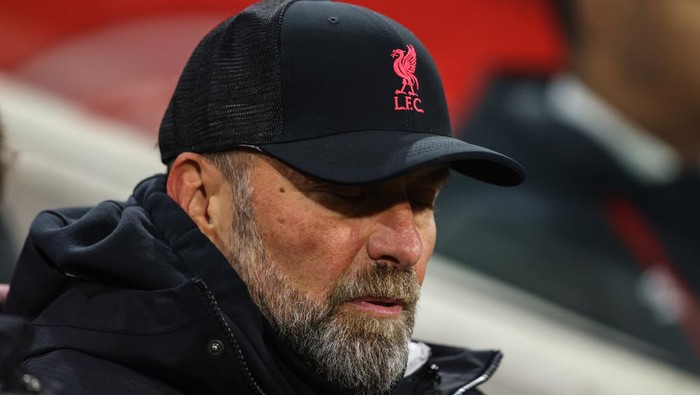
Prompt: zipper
<box><xmin>451</xmin><ymin>351</ymin><xmax>502</xmax><ymax>395</ymax></box>
<box><xmin>195</xmin><ymin>279</ymin><xmax>266</xmax><ymax>395</ymax></box>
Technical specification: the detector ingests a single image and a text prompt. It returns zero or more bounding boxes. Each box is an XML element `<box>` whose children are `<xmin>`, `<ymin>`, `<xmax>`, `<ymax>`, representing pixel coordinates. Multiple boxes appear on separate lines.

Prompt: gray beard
<box><xmin>226</xmin><ymin>211</ymin><xmax>419</xmax><ymax>394</ymax></box>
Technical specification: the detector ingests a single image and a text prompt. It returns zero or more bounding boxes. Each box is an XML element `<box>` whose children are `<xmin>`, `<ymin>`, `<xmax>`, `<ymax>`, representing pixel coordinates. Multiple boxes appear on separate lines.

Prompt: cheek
<box><xmin>257</xmin><ymin>205</ymin><xmax>364</xmax><ymax>292</ymax></box>
<box><xmin>413</xmin><ymin>234</ymin><xmax>435</xmax><ymax>285</ymax></box>
<box><xmin>415</xmin><ymin>219</ymin><xmax>436</xmax><ymax>286</ymax></box>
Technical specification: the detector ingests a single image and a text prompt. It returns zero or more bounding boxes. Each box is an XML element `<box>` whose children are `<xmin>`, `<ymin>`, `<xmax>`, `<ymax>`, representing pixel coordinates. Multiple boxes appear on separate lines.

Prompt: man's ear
<box><xmin>166</xmin><ymin>152</ymin><xmax>232</xmax><ymax>248</ymax></box>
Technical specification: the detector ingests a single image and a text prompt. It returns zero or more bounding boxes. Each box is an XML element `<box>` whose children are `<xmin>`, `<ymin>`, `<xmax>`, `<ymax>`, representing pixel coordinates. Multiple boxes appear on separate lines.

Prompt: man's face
<box><xmin>223</xmin><ymin>154</ymin><xmax>448</xmax><ymax>394</ymax></box>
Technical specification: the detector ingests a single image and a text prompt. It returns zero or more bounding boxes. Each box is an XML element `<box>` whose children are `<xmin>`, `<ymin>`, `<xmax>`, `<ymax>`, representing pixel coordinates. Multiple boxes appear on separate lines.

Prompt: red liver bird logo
<box><xmin>391</xmin><ymin>44</ymin><xmax>419</xmax><ymax>96</ymax></box>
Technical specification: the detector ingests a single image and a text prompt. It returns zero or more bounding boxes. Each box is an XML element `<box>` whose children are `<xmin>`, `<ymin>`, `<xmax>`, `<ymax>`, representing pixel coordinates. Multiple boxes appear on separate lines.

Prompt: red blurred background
<box><xmin>0</xmin><ymin>0</ymin><xmax>563</xmax><ymax>135</ymax></box>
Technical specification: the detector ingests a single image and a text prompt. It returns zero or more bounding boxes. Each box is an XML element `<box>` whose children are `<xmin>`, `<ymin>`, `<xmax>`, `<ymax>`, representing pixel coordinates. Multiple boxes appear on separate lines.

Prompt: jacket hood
<box><xmin>6</xmin><ymin>175</ymin><xmax>281</xmax><ymax>394</ymax></box>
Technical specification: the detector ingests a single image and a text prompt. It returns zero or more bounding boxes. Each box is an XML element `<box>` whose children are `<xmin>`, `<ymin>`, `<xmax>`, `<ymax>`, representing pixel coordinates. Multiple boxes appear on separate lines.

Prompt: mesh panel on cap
<box><xmin>159</xmin><ymin>0</ymin><xmax>294</xmax><ymax>163</ymax></box>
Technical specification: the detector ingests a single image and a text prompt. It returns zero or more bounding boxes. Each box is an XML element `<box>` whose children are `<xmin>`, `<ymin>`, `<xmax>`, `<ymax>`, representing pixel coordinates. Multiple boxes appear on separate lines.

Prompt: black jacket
<box><xmin>0</xmin><ymin>315</ymin><xmax>63</xmax><ymax>394</ymax></box>
<box><xmin>435</xmin><ymin>74</ymin><xmax>700</xmax><ymax>373</ymax></box>
<box><xmin>5</xmin><ymin>175</ymin><xmax>500</xmax><ymax>394</ymax></box>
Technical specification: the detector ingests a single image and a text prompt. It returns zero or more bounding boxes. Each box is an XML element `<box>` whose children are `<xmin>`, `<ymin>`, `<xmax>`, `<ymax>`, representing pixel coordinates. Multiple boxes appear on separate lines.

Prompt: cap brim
<box><xmin>258</xmin><ymin>131</ymin><xmax>525</xmax><ymax>186</ymax></box>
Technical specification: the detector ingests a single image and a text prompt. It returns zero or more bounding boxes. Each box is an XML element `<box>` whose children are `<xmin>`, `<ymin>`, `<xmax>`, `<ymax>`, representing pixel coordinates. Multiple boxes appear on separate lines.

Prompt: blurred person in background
<box><xmin>3</xmin><ymin>1</ymin><xmax>524</xmax><ymax>394</ymax></box>
<box><xmin>435</xmin><ymin>0</ymin><xmax>700</xmax><ymax>373</ymax></box>
<box><xmin>0</xmin><ymin>119</ymin><xmax>62</xmax><ymax>394</ymax></box>
<box><xmin>0</xmin><ymin>117</ymin><xmax>15</xmax><ymax>284</ymax></box>
<box><xmin>0</xmin><ymin>117</ymin><xmax>8</xmax><ymax>306</ymax></box>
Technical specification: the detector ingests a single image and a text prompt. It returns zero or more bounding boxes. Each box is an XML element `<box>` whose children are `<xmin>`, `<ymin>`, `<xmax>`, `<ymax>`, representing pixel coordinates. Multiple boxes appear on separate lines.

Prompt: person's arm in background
<box><xmin>0</xmin><ymin>284</ymin><xmax>8</xmax><ymax>312</ymax></box>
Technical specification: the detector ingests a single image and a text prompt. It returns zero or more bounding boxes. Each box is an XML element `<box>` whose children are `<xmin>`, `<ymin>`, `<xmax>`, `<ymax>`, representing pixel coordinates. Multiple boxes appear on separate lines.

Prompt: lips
<box><xmin>346</xmin><ymin>296</ymin><xmax>404</xmax><ymax>316</ymax></box>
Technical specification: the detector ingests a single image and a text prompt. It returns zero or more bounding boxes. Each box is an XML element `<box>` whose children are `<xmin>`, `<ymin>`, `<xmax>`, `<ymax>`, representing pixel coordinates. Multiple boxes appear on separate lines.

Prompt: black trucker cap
<box><xmin>159</xmin><ymin>0</ymin><xmax>524</xmax><ymax>186</ymax></box>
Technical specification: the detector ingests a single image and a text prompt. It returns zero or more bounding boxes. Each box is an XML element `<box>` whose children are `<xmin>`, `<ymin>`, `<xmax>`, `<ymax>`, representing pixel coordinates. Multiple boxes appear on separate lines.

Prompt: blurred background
<box><xmin>2</xmin><ymin>0</ymin><xmax>700</xmax><ymax>394</ymax></box>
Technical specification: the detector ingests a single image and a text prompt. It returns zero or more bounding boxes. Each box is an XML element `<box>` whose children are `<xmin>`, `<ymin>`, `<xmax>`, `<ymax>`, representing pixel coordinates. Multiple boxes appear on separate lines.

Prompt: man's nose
<box><xmin>366</xmin><ymin>200</ymin><xmax>423</xmax><ymax>270</ymax></box>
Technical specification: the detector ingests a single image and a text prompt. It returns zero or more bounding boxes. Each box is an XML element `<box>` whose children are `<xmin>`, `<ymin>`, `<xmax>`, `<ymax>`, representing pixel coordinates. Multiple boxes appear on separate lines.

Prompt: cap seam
<box><xmin>353</xmin><ymin>5</ymin><xmax>403</xmax><ymax>46</ymax></box>
<box><xmin>275</xmin><ymin>0</ymin><xmax>301</xmax><ymax>143</ymax></box>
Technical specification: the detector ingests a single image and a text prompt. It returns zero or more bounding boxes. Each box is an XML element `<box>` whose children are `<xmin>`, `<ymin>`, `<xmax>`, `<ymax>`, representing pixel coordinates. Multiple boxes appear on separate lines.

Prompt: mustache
<box><xmin>328</xmin><ymin>264</ymin><xmax>421</xmax><ymax>309</ymax></box>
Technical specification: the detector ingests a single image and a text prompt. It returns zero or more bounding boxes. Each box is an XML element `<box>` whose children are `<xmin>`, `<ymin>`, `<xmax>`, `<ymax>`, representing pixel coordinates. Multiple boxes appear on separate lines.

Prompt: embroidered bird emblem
<box><xmin>391</xmin><ymin>44</ymin><xmax>419</xmax><ymax>96</ymax></box>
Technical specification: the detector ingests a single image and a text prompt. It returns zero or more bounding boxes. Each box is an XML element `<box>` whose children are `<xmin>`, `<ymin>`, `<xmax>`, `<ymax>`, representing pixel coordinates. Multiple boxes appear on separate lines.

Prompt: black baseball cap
<box><xmin>159</xmin><ymin>0</ymin><xmax>525</xmax><ymax>186</ymax></box>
